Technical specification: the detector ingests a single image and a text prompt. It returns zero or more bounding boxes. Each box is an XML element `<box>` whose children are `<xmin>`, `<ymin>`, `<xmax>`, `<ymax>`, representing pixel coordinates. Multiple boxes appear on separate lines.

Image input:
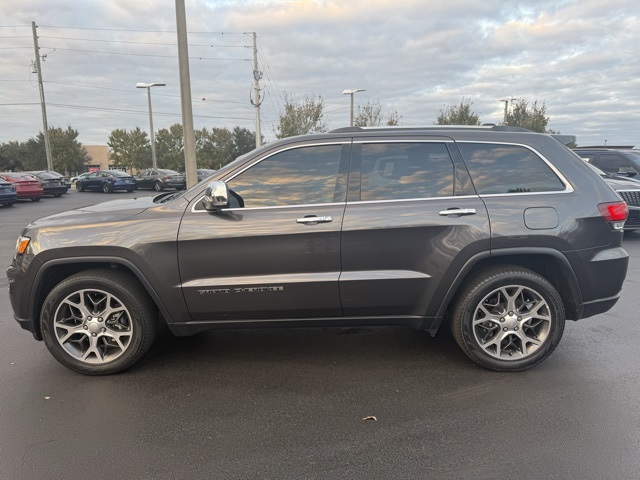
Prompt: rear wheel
<box><xmin>54</xmin><ymin>193</ymin><xmax>63</xmax><ymax>198</ymax></box>
<box><xmin>40</xmin><ymin>269</ymin><xmax>158</xmax><ymax>375</ymax></box>
<box><xmin>102</xmin><ymin>182</ymin><xmax>112</xmax><ymax>193</ymax></box>
<box><xmin>31</xmin><ymin>197</ymin><xmax>41</xmax><ymax>202</ymax></box>
<box><xmin>450</xmin><ymin>265</ymin><xmax>565</xmax><ymax>371</ymax></box>
<box><xmin>2</xmin><ymin>202</ymin><xmax>14</xmax><ymax>207</ymax></box>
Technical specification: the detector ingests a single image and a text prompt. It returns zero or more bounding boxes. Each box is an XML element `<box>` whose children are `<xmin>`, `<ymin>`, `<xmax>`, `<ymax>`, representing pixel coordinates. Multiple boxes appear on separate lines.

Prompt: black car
<box><xmin>586</xmin><ymin>162</ymin><xmax>640</xmax><ymax>231</ymax></box>
<box><xmin>7</xmin><ymin>125</ymin><xmax>630</xmax><ymax>375</ymax></box>
<box><xmin>75</xmin><ymin>170</ymin><xmax>137</xmax><ymax>193</ymax></box>
<box><xmin>135</xmin><ymin>168</ymin><xmax>186</xmax><ymax>191</ymax></box>
<box><xmin>574</xmin><ymin>146</ymin><xmax>640</xmax><ymax>178</ymax></box>
<box><xmin>28</xmin><ymin>171</ymin><xmax>70</xmax><ymax>197</ymax></box>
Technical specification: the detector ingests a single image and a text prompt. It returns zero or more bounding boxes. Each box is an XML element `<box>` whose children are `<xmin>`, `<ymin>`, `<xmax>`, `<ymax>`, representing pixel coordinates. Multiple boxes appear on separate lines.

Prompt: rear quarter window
<box><xmin>458</xmin><ymin>143</ymin><xmax>565</xmax><ymax>194</ymax></box>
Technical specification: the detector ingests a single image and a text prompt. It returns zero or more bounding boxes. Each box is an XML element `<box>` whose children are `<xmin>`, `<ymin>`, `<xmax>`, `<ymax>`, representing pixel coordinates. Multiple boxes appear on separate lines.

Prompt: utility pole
<box><xmin>32</xmin><ymin>21</ymin><xmax>52</xmax><ymax>171</ymax></box>
<box><xmin>250</xmin><ymin>32</ymin><xmax>262</xmax><ymax>148</ymax></box>
<box><xmin>175</xmin><ymin>0</ymin><xmax>197</xmax><ymax>188</ymax></box>
<box><xmin>500</xmin><ymin>97</ymin><xmax>517</xmax><ymax>125</ymax></box>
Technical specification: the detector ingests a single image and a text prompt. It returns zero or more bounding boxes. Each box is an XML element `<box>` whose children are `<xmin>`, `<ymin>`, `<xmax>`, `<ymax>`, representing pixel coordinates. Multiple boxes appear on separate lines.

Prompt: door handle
<box><xmin>438</xmin><ymin>208</ymin><xmax>477</xmax><ymax>216</ymax></box>
<box><xmin>296</xmin><ymin>216</ymin><xmax>333</xmax><ymax>224</ymax></box>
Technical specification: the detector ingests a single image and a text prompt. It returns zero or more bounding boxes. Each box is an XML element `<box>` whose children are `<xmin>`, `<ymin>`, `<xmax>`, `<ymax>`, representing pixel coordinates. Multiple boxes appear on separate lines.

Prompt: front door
<box><xmin>178</xmin><ymin>142</ymin><xmax>351</xmax><ymax>322</ymax></box>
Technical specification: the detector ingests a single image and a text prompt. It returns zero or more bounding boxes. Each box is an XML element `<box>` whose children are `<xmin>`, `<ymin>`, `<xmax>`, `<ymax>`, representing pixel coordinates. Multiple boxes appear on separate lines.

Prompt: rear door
<box><xmin>339</xmin><ymin>137</ymin><xmax>490</xmax><ymax>319</ymax></box>
<box><xmin>178</xmin><ymin>141</ymin><xmax>351</xmax><ymax>322</ymax></box>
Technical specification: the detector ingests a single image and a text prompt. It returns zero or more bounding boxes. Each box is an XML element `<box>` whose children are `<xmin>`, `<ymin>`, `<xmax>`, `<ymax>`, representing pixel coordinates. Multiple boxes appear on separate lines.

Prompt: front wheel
<box><xmin>76</xmin><ymin>182</ymin><xmax>84</xmax><ymax>192</ymax></box>
<box><xmin>41</xmin><ymin>269</ymin><xmax>158</xmax><ymax>375</ymax></box>
<box><xmin>31</xmin><ymin>197</ymin><xmax>41</xmax><ymax>202</ymax></box>
<box><xmin>450</xmin><ymin>265</ymin><xmax>565</xmax><ymax>371</ymax></box>
<box><xmin>2</xmin><ymin>202</ymin><xmax>14</xmax><ymax>207</ymax></box>
<box><xmin>154</xmin><ymin>181</ymin><xmax>163</xmax><ymax>192</ymax></box>
<box><xmin>102</xmin><ymin>182</ymin><xmax>112</xmax><ymax>193</ymax></box>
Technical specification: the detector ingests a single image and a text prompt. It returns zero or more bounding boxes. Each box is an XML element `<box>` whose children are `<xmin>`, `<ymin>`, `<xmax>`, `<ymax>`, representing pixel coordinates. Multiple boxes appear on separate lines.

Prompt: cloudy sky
<box><xmin>1</xmin><ymin>0</ymin><xmax>639</xmax><ymax>148</ymax></box>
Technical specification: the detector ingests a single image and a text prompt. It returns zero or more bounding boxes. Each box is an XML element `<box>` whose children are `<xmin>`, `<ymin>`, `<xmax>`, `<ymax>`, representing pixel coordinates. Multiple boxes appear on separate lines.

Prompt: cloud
<box><xmin>0</xmin><ymin>0</ymin><xmax>639</xmax><ymax>149</ymax></box>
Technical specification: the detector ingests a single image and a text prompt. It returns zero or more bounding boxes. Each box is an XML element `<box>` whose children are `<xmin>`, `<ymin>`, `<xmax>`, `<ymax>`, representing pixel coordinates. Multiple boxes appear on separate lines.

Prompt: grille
<box><xmin>618</xmin><ymin>190</ymin><xmax>640</xmax><ymax>207</ymax></box>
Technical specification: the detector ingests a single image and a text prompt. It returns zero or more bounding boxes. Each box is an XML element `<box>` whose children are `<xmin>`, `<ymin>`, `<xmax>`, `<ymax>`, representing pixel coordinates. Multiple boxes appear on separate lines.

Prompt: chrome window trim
<box><xmin>456</xmin><ymin>140</ymin><xmax>574</xmax><ymax>193</ymax></box>
<box><xmin>191</xmin><ymin>141</ymin><xmax>349</xmax><ymax>213</ymax></box>
<box><xmin>192</xmin><ymin>202</ymin><xmax>346</xmax><ymax>214</ymax></box>
<box><xmin>346</xmin><ymin>195</ymin><xmax>477</xmax><ymax>206</ymax></box>
<box><xmin>352</xmin><ymin>139</ymin><xmax>455</xmax><ymax>144</ymax></box>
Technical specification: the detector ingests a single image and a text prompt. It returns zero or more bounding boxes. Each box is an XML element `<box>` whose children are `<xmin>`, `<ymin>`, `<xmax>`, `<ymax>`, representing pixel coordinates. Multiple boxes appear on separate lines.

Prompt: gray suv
<box><xmin>7</xmin><ymin>126</ymin><xmax>629</xmax><ymax>375</ymax></box>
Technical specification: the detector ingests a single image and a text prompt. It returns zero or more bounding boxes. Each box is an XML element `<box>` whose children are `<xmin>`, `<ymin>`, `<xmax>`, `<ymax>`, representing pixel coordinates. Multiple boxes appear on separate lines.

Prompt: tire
<box><xmin>102</xmin><ymin>182</ymin><xmax>112</xmax><ymax>193</ymax></box>
<box><xmin>2</xmin><ymin>202</ymin><xmax>14</xmax><ymax>207</ymax></box>
<box><xmin>450</xmin><ymin>265</ymin><xmax>565</xmax><ymax>371</ymax></box>
<box><xmin>54</xmin><ymin>193</ymin><xmax>62</xmax><ymax>198</ymax></box>
<box><xmin>31</xmin><ymin>197</ymin><xmax>41</xmax><ymax>202</ymax></box>
<box><xmin>40</xmin><ymin>269</ymin><xmax>158</xmax><ymax>375</ymax></box>
<box><xmin>126</xmin><ymin>188</ymin><xmax>134</xmax><ymax>193</ymax></box>
<box><xmin>76</xmin><ymin>182</ymin><xmax>84</xmax><ymax>192</ymax></box>
<box><xmin>154</xmin><ymin>181</ymin><xmax>164</xmax><ymax>192</ymax></box>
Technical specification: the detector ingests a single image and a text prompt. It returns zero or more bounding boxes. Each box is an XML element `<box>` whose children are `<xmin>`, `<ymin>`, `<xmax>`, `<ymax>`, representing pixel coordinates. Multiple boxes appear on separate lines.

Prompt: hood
<box><xmin>28</xmin><ymin>194</ymin><xmax>158</xmax><ymax>228</ymax></box>
<box><xmin>603</xmin><ymin>176</ymin><xmax>640</xmax><ymax>190</ymax></box>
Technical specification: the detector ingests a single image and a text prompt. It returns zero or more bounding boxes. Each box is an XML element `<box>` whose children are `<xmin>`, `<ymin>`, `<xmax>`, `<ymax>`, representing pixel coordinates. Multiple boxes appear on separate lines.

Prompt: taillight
<box><xmin>598</xmin><ymin>202</ymin><xmax>628</xmax><ymax>229</ymax></box>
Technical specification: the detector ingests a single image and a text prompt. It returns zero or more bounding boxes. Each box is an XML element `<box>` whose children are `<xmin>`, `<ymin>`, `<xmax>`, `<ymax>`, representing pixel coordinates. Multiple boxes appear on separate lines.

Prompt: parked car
<box><xmin>0</xmin><ymin>172</ymin><xmax>43</xmax><ymax>201</ymax></box>
<box><xmin>75</xmin><ymin>170</ymin><xmax>137</xmax><ymax>193</ymax></box>
<box><xmin>135</xmin><ymin>168</ymin><xmax>186</xmax><ymax>191</ymax></box>
<box><xmin>573</xmin><ymin>146</ymin><xmax>640</xmax><ymax>178</ymax></box>
<box><xmin>197</xmin><ymin>168</ymin><xmax>217</xmax><ymax>182</ymax></box>
<box><xmin>28</xmin><ymin>171</ymin><xmax>70</xmax><ymax>197</ymax></box>
<box><xmin>70</xmin><ymin>172</ymin><xmax>92</xmax><ymax>184</ymax></box>
<box><xmin>0</xmin><ymin>178</ymin><xmax>17</xmax><ymax>207</ymax></box>
<box><xmin>586</xmin><ymin>162</ymin><xmax>640</xmax><ymax>231</ymax></box>
<box><xmin>7</xmin><ymin>125</ymin><xmax>629</xmax><ymax>375</ymax></box>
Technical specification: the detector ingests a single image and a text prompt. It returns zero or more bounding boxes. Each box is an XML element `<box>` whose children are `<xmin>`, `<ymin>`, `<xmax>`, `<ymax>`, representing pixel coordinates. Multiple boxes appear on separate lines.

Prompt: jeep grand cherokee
<box><xmin>7</xmin><ymin>126</ymin><xmax>629</xmax><ymax>374</ymax></box>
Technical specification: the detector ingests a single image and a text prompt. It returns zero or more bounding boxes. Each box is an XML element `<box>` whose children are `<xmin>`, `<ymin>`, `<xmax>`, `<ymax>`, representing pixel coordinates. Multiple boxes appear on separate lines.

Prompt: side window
<box><xmin>599</xmin><ymin>154</ymin><xmax>634</xmax><ymax>175</ymax></box>
<box><xmin>227</xmin><ymin>144</ymin><xmax>343</xmax><ymax>208</ymax></box>
<box><xmin>359</xmin><ymin>143</ymin><xmax>454</xmax><ymax>201</ymax></box>
<box><xmin>458</xmin><ymin>143</ymin><xmax>565</xmax><ymax>194</ymax></box>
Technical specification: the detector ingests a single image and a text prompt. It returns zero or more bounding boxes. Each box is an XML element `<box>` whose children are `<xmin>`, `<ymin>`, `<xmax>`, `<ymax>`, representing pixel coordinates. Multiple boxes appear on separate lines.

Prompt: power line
<box><xmin>39</xmin><ymin>46</ymin><xmax>250</xmax><ymax>61</ymax></box>
<box><xmin>39</xmin><ymin>25</ymin><xmax>245</xmax><ymax>35</ymax></box>
<box><xmin>48</xmin><ymin>102</ymin><xmax>253</xmax><ymax>121</ymax></box>
<box><xmin>39</xmin><ymin>36</ymin><xmax>249</xmax><ymax>48</ymax></box>
<box><xmin>43</xmin><ymin>80</ymin><xmax>247</xmax><ymax>105</ymax></box>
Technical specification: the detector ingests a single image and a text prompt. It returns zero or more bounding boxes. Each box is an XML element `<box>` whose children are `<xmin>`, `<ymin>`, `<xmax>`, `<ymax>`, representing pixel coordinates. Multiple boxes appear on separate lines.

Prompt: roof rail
<box><xmin>329</xmin><ymin>125</ymin><xmax>532</xmax><ymax>133</ymax></box>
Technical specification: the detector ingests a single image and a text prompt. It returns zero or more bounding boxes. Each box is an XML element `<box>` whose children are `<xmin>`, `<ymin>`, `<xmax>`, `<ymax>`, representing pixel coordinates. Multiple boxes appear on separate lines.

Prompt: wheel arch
<box><xmin>434</xmin><ymin>248</ymin><xmax>583</xmax><ymax>327</ymax></box>
<box><xmin>29</xmin><ymin>257</ymin><xmax>173</xmax><ymax>340</ymax></box>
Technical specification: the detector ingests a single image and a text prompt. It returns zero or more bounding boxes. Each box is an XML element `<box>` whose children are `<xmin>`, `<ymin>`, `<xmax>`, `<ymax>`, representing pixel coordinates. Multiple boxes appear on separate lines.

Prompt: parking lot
<box><xmin>2</xmin><ymin>189</ymin><xmax>640</xmax><ymax>479</ymax></box>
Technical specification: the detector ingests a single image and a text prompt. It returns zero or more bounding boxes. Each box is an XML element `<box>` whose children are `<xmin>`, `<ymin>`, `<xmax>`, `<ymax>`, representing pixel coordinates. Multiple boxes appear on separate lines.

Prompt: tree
<box><xmin>436</xmin><ymin>98</ymin><xmax>481</xmax><ymax>125</ymax></box>
<box><xmin>0</xmin><ymin>141</ymin><xmax>29</xmax><ymax>171</ymax></box>
<box><xmin>274</xmin><ymin>93</ymin><xmax>328</xmax><ymax>139</ymax></box>
<box><xmin>354</xmin><ymin>100</ymin><xmax>402</xmax><ymax>127</ymax></box>
<box><xmin>107</xmin><ymin>127</ymin><xmax>151</xmax><ymax>172</ymax></box>
<box><xmin>231</xmin><ymin>126</ymin><xmax>257</xmax><ymax>158</ymax></box>
<box><xmin>504</xmin><ymin>99</ymin><xmax>553</xmax><ymax>133</ymax></box>
<box><xmin>155</xmin><ymin>124</ymin><xmax>184</xmax><ymax>171</ymax></box>
<box><xmin>18</xmin><ymin>126</ymin><xmax>90</xmax><ymax>174</ymax></box>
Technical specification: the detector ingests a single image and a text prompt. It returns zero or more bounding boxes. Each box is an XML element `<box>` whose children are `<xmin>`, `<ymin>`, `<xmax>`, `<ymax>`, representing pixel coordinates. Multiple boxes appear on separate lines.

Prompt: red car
<box><xmin>0</xmin><ymin>172</ymin><xmax>44</xmax><ymax>202</ymax></box>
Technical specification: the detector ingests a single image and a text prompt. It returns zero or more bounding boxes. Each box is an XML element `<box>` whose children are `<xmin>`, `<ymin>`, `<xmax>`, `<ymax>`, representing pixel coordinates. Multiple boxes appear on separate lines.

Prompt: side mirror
<box><xmin>202</xmin><ymin>180</ymin><xmax>230</xmax><ymax>211</ymax></box>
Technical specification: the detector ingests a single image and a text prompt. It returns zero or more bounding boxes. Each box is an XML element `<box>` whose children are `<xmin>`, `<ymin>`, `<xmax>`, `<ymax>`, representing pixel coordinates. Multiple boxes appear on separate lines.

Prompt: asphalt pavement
<box><xmin>1</xmin><ymin>190</ymin><xmax>640</xmax><ymax>480</ymax></box>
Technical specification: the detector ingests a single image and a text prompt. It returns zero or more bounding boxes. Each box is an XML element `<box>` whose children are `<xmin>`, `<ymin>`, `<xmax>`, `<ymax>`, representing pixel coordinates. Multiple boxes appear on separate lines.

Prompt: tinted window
<box><xmin>598</xmin><ymin>154</ymin><xmax>635</xmax><ymax>175</ymax></box>
<box><xmin>108</xmin><ymin>170</ymin><xmax>130</xmax><ymax>177</ymax></box>
<box><xmin>458</xmin><ymin>143</ymin><xmax>565</xmax><ymax>194</ymax></box>
<box><xmin>227</xmin><ymin>144</ymin><xmax>343</xmax><ymax>208</ymax></box>
<box><xmin>360</xmin><ymin>143</ymin><xmax>454</xmax><ymax>201</ymax></box>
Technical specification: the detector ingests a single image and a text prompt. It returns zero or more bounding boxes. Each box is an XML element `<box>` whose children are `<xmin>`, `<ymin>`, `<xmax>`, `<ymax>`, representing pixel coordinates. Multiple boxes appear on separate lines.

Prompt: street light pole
<box><xmin>136</xmin><ymin>82</ymin><xmax>165</xmax><ymax>169</ymax></box>
<box><xmin>342</xmin><ymin>89</ymin><xmax>365</xmax><ymax>127</ymax></box>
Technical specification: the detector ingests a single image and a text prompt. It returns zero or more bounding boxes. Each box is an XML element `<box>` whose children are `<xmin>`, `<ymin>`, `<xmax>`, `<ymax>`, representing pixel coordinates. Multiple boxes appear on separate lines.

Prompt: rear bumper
<box><xmin>568</xmin><ymin>246</ymin><xmax>628</xmax><ymax>320</ymax></box>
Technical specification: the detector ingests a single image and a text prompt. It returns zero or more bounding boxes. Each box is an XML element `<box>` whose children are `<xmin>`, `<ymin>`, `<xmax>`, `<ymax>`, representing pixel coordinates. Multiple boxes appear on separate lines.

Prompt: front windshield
<box><xmin>624</xmin><ymin>151</ymin><xmax>640</xmax><ymax>168</ymax></box>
